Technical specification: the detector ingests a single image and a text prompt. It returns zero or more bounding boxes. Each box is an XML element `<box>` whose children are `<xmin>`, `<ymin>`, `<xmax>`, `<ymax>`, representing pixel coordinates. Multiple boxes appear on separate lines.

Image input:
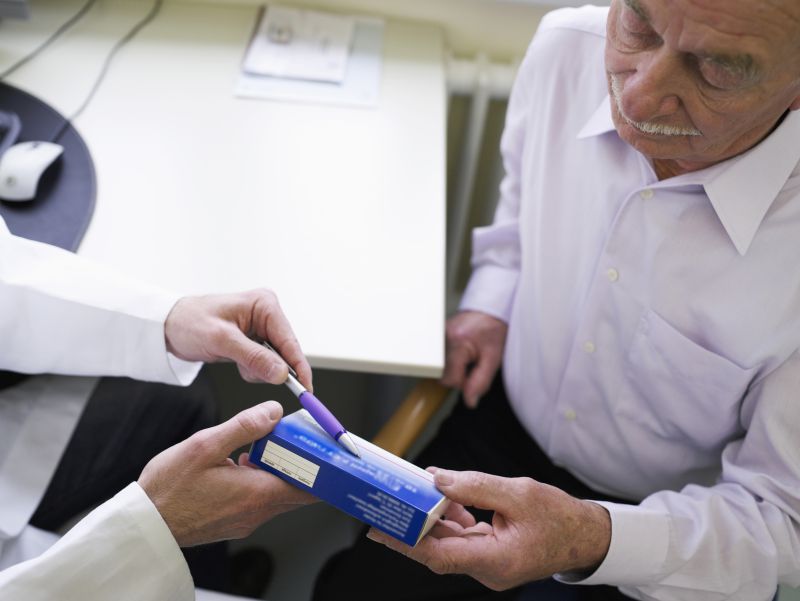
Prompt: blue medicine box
<box><xmin>249</xmin><ymin>409</ymin><xmax>449</xmax><ymax>546</ymax></box>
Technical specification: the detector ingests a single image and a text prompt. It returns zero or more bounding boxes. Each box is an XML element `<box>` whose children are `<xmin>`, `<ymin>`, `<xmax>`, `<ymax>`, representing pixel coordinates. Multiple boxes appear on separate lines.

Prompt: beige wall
<box><xmin>179</xmin><ymin>0</ymin><xmax>552</xmax><ymax>60</ymax></box>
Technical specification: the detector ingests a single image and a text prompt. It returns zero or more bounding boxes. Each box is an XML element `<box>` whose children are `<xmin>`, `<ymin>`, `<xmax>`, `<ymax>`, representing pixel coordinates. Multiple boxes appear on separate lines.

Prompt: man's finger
<box><xmin>367</xmin><ymin>528</ymin><xmax>484</xmax><ymax>577</ymax></box>
<box><xmin>196</xmin><ymin>401</ymin><xmax>283</xmax><ymax>457</ymax></box>
<box><xmin>441</xmin><ymin>343</ymin><xmax>473</xmax><ymax>388</ymax></box>
<box><xmin>462</xmin><ymin>355</ymin><xmax>497</xmax><ymax>408</ymax></box>
<box><xmin>443</xmin><ymin>501</ymin><xmax>477</xmax><ymax>528</ymax></box>
<box><xmin>249</xmin><ymin>293</ymin><xmax>313</xmax><ymax>390</ymax></box>
<box><xmin>238</xmin><ymin>452</ymin><xmax>258</xmax><ymax>468</ymax></box>
<box><xmin>246</xmin><ymin>469</ymin><xmax>317</xmax><ymax>506</ymax></box>
<box><xmin>429</xmin><ymin>519</ymin><xmax>467</xmax><ymax>539</ymax></box>
<box><xmin>434</xmin><ymin>470</ymin><xmax>517</xmax><ymax>514</ymax></box>
<box><xmin>269</xmin><ymin>334</ymin><xmax>313</xmax><ymax>392</ymax></box>
<box><xmin>221</xmin><ymin>329</ymin><xmax>289</xmax><ymax>384</ymax></box>
<box><xmin>230</xmin><ymin>452</ymin><xmax>317</xmax><ymax>506</ymax></box>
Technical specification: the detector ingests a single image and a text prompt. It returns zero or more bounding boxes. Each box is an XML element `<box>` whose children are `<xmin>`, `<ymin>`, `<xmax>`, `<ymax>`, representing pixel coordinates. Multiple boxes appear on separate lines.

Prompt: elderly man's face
<box><xmin>605</xmin><ymin>0</ymin><xmax>800</xmax><ymax>174</ymax></box>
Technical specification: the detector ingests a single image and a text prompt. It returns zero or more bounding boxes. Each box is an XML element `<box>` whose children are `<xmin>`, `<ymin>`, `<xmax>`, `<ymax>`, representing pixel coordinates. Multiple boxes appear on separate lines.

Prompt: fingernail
<box><xmin>435</xmin><ymin>469</ymin><xmax>454</xmax><ymax>486</ymax></box>
<box><xmin>266</xmin><ymin>402</ymin><xmax>280</xmax><ymax>421</ymax></box>
<box><xmin>366</xmin><ymin>529</ymin><xmax>378</xmax><ymax>542</ymax></box>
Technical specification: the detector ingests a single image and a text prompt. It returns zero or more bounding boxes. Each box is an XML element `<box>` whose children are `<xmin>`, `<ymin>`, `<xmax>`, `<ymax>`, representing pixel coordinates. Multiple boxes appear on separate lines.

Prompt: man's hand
<box><xmin>442</xmin><ymin>311</ymin><xmax>508</xmax><ymax>407</ymax></box>
<box><xmin>164</xmin><ymin>289</ymin><xmax>312</xmax><ymax>389</ymax></box>
<box><xmin>138</xmin><ymin>400</ymin><xmax>315</xmax><ymax>547</ymax></box>
<box><xmin>366</xmin><ymin>468</ymin><xmax>611</xmax><ymax>591</ymax></box>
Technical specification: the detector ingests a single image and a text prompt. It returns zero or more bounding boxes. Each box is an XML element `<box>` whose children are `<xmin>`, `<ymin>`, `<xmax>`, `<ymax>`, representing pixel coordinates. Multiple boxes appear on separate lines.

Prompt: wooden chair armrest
<box><xmin>372</xmin><ymin>379</ymin><xmax>451</xmax><ymax>457</ymax></box>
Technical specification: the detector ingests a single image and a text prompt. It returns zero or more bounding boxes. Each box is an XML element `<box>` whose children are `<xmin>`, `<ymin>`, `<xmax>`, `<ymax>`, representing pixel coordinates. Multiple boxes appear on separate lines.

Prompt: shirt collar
<box><xmin>577</xmin><ymin>96</ymin><xmax>800</xmax><ymax>256</ymax></box>
<box><xmin>703</xmin><ymin>110</ymin><xmax>800</xmax><ymax>256</ymax></box>
<box><xmin>577</xmin><ymin>95</ymin><xmax>615</xmax><ymax>139</ymax></box>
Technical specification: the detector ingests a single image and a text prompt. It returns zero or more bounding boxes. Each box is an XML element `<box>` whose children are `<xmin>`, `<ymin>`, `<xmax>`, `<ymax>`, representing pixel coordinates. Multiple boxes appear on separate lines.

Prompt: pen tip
<box><xmin>340</xmin><ymin>434</ymin><xmax>361</xmax><ymax>458</ymax></box>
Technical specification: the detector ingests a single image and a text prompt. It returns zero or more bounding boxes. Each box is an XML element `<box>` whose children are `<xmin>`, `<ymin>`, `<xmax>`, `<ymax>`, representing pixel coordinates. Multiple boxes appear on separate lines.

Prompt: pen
<box><xmin>261</xmin><ymin>341</ymin><xmax>361</xmax><ymax>458</ymax></box>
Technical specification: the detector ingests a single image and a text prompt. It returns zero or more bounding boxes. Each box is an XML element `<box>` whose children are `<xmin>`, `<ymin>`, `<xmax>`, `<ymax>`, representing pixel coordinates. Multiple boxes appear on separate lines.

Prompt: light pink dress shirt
<box><xmin>461</xmin><ymin>7</ymin><xmax>800</xmax><ymax>599</ymax></box>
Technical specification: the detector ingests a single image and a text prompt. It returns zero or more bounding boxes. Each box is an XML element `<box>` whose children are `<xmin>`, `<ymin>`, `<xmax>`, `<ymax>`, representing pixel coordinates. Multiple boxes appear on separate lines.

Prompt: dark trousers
<box><xmin>27</xmin><ymin>371</ymin><xmax>229</xmax><ymax>591</ymax></box>
<box><xmin>312</xmin><ymin>374</ymin><xmax>633</xmax><ymax>601</ymax></box>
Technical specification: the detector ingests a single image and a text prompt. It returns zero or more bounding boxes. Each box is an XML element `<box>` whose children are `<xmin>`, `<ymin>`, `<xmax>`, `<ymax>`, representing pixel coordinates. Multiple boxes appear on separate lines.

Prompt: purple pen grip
<box><xmin>298</xmin><ymin>391</ymin><xmax>346</xmax><ymax>440</ymax></box>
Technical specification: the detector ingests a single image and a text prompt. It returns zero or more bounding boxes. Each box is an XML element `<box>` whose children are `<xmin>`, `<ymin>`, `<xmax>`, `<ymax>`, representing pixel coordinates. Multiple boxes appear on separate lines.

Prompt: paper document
<box><xmin>235</xmin><ymin>14</ymin><xmax>384</xmax><ymax>108</ymax></box>
<box><xmin>243</xmin><ymin>5</ymin><xmax>355</xmax><ymax>84</ymax></box>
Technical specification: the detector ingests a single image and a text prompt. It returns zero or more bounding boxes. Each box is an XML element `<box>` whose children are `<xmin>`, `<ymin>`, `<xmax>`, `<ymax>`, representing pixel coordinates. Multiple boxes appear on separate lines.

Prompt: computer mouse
<box><xmin>0</xmin><ymin>141</ymin><xmax>64</xmax><ymax>202</ymax></box>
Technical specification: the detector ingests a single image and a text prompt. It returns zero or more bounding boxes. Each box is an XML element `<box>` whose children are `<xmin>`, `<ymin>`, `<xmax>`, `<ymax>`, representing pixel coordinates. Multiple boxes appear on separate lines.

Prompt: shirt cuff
<box><xmin>166</xmin><ymin>353</ymin><xmax>203</xmax><ymax>386</ymax></box>
<box><xmin>555</xmin><ymin>501</ymin><xmax>670</xmax><ymax>587</ymax></box>
<box><xmin>144</xmin><ymin>294</ymin><xmax>202</xmax><ymax>386</ymax></box>
<box><xmin>459</xmin><ymin>264</ymin><xmax>518</xmax><ymax>322</ymax></box>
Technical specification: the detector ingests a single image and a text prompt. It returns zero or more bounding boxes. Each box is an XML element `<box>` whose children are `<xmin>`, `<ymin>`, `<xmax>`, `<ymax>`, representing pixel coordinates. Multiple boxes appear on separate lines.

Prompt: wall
<box><xmin>178</xmin><ymin>0</ymin><xmax>551</xmax><ymax>61</ymax></box>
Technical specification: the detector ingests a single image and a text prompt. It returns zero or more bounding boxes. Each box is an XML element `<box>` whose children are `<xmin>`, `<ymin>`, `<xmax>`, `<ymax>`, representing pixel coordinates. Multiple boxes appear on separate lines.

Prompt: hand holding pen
<box><xmin>164</xmin><ymin>290</ymin><xmax>312</xmax><ymax>387</ymax></box>
<box><xmin>261</xmin><ymin>341</ymin><xmax>361</xmax><ymax>458</ymax></box>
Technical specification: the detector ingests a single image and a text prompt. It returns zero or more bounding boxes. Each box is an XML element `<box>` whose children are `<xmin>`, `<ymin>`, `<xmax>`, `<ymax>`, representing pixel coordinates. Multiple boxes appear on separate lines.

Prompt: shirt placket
<box><xmin>546</xmin><ymin>185</ymin><xmax>657</xmax><ymax>482</ymax></box>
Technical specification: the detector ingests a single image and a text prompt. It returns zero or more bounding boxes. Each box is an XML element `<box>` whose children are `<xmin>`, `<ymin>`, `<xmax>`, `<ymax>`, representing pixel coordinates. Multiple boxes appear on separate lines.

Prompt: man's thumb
<box><xmin>209</xmin><ymin>401</ymin><xmax>284</xmax><ymax>457</ymax></box>
<box><xmin>433</xmin><ymin>469</ymin><xmax>515</xmax><ymax>514</ymax></box>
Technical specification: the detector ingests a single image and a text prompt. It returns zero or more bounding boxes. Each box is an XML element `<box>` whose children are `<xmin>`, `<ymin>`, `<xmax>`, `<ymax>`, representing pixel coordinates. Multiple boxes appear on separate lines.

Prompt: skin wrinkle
<box><xmin>611</xmin><ymin>72</ymin><xmax>702</xmax><ymax>136</ymax></box>
<box><xmin>627</xmin><ymin>0</ymin><xmax>762</xmax><ymax>81</ymax></box>
<box><xmin>624</xmin><ymin>0</ymin><xmax>649</xmax><ymax>22</ymax></box>
<box><xmin>605</xmin><ymin>0</ymin><xmax>800</xmax><ymax>177</ymax></box>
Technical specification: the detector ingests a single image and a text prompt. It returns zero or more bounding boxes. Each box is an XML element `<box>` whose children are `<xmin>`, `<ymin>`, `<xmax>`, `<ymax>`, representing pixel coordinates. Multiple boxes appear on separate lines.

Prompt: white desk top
<box><xmin>0</xmin><ymin>0</ymin><xmax>446</xmax><ymax>377</ymax></box>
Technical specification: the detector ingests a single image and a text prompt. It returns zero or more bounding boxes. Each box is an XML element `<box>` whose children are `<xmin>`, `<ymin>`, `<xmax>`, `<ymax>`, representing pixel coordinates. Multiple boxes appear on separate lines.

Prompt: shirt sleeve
<box><xmin>0</xmin><ymin>482</ymin><xmax>194</xmax><ymax>601</ymax></box>
<box><xmin>557</xmin><ymin>350</ymin><xmax>800</xmax><ymax>600</ymax></box>
<box><xmin>0</xmin><ymin>218</ymin><xmax>200</xmax><ymax>385</ymax></box>
<box><xmin>458</xmin><ymin>37</ymin><xmax>537</xmax><ymax>322</ymax></box>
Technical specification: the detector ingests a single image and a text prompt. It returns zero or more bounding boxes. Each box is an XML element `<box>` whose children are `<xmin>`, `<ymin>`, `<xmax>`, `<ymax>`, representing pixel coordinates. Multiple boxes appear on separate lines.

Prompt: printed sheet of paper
<box><xmin>243</xmin><ymin>5</ymin><xmax>355</xmax><ymax>84</ymax></box>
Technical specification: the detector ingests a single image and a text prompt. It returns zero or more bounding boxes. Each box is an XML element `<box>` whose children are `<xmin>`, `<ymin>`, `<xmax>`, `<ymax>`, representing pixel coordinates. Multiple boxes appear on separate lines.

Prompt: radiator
<box><xmin>446</xmin><ymin>53</ymin><xmax>518</xmax><ymax>305</ymax></box>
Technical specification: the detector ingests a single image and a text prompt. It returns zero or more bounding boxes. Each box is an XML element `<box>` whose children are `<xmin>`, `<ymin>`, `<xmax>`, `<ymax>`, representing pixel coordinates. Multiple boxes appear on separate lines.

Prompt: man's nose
<box><xmin>620</xmin><ymin>48</ymin><xmax>684</xmax><ymax>122</ymax></box>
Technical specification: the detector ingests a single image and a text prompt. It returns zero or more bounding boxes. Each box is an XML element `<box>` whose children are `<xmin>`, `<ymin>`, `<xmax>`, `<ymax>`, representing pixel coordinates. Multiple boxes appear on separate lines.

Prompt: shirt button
<box><xmin>564</xmin><ymin>409</ymin><xmax>577</xmax><ymax>421</ymax></box>
<box><xmin>639</xmin><ymin>188</ymin><xmax>654</xmax><ymax>200</ymax></box>
<box><xmin>606</xmin><ymin>268</ymin><xmax>619</xmax><ymax>282</ymax></box>
<box><xmin>583</xmin><ymin>341</ymin><xmax>596</xmax><ymax>353</ymax></box>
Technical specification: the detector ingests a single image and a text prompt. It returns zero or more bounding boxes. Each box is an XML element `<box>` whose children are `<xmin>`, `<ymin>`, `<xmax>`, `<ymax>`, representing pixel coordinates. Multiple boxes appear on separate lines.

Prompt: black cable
<box><xmin>0</xmin><ymin>0</ymin><xmax>165</xmax><ymax>143</ymax></box>
<box><xmin>0</xmin><ymin>0</ymin><xmax>98</xmax><ymax>81</ymax></box>
<box><xmin>51</xmin><ymin>0</ymin><xmax>164</xmax><ymax>142</ymax></box>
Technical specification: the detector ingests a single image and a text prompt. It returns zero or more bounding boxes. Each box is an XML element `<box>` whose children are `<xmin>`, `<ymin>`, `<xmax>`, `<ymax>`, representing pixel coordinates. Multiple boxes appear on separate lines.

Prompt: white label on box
<box><xmin>261</xmin><ymin>440</ymin><xmax>320</xmax><ymax>487</ymax></box>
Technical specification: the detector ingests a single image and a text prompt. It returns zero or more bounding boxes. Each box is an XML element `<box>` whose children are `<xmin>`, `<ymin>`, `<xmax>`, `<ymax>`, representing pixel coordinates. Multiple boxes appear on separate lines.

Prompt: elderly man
<box><xmin>313</xmin><ymin>1</ymin><xmax>800</xmax><ymax>600</ymax></box>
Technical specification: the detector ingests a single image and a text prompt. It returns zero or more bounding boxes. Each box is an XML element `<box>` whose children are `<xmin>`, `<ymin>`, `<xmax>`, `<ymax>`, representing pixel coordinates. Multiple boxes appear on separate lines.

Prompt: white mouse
<box><xmin>0</xmin><ymin>141</ymin><xmax>64</xmax><ymax>202</ymax></box>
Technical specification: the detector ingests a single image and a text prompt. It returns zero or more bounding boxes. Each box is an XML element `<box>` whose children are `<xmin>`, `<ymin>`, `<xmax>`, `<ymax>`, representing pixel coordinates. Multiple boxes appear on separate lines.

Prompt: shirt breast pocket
<box><xmin>620</xmin><ymin>310</ymin><xmax>757</xmax><ymax>450</ymax></box>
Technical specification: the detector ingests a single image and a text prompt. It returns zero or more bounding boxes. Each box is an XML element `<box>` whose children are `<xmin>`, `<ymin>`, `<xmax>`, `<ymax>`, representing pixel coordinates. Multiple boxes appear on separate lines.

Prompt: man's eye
<box><xmin>621</xmin><ymin>6</ymin><xmax>651</xmax><ymax>35</ymax></box>
<box><xmin>617</xmin><ymin>6</ymin><xmax>657</xmax><ymax>47</ymax></box>
<box><xmin>697</xmin><ymin>59</ymin><xmax>746</xmax><ymax>91</ymax></box>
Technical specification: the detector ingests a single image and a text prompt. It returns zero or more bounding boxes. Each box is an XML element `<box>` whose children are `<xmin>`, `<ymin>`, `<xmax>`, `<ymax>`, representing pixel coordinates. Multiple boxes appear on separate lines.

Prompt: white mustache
<box><xmin>610</xmin><ymin>74</ymin><xmax>702</xmax><ymax>137</ymax></box>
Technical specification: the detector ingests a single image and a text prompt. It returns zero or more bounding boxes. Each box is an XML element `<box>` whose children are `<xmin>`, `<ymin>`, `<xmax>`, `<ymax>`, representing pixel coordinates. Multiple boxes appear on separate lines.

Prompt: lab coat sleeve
<box><xmin>0</xmin><ymin>482</ymin><xmax>194</xmax><ymax>601</ymax></box>
<box><xmin>557</xmin><ymin>351</ymin><xmax>800</xmax><ymax>600</ymax></box>
<box><xmin>0</xmin><ymin>218</ymin><xmax>199</xmax><ymax>384</ymax></box>
<box><xmin>457</xmin><ymin>39</ymin><xmax>535</xmax><ymax>323</ymax></box>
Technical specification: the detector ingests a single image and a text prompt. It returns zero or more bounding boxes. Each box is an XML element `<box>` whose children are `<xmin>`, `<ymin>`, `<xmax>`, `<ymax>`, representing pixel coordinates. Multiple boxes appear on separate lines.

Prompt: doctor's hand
<box><xmin>164</xmin><ymin>289</ymin><xmax>312</xmax><ymax>390</ymax></box>
<box><xmin>366</xmin><ymin>469</ymin><xmax>611</xmax><ymax>591</ymax></box>
<box><xmin>138</xmin><ymin>400</ymin><xmax>315</xmax><ymax>547</ymax></box>
<box><xmin>442</xmin><ymin>311</ymin><xmax>507</xmax><ymax>407</ymax></box>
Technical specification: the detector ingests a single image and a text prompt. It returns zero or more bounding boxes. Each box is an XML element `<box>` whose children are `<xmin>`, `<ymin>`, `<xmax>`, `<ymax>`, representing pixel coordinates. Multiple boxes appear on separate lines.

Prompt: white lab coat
<box><xmin>0</xmin><ymin>215</ymin><xmax>206</xmax><ymax>599</ymax></box>
<box><xmin>0</xmin><ymin>483</ymin><xmax>196</xmax><ymax>600</ymax></box>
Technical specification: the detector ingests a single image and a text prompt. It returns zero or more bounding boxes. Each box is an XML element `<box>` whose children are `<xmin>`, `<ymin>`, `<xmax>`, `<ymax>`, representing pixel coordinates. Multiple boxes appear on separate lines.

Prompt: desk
<box><xmin>0</xmin><ymin>0</ymin><xmax>446</xmax><ymax>377</ymax></box>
